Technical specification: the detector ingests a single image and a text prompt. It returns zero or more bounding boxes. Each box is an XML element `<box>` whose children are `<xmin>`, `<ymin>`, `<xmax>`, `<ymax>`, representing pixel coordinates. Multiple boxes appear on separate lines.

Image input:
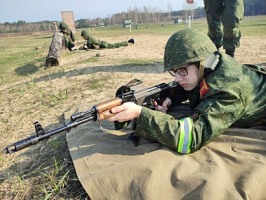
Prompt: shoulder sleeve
<box><xmin>192</xmin><ymin>87</ymin><xmax>245</xmax><ymax>149</ymax></box>
<box><xmin>135</xmin><ymin>107</ymin><xmax>194</xmax><ymax>154</ymax></box>
<box><xmin>86</xmin><ymin>36</ymin><xmax>93</xmax><ymax>48</ymax></box>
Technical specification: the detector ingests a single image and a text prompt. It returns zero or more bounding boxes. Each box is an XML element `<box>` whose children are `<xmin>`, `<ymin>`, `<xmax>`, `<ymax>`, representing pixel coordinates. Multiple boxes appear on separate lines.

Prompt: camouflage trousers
<box><xmin>100</xmin><ymin>41</ymin><xmax>128</xmax><ymax>48</ymax></box>
<box><xmin>204</xmin><ymin>0</ymin><xmax>244</xmax><ymax>50</ymax></box>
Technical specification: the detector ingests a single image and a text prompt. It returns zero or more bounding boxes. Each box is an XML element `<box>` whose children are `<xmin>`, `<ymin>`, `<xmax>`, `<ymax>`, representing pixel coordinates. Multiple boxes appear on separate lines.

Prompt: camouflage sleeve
<box><xmin>135</xmin><ymin>107</ymin><xmax>194</xmax><ymax>154</ymax></box>
<box><xmin>192</xmin><ymin>89</ymin><xmax>245</xmax><ymax>149</ymax></box>
<box><xmin>86</xmin><ymin>36</ymin><xmax>93</xmax><ymax>49</ymax></box>
<box><xmin>135</xmin><ymin>90</ymin><xmax>244</xmax><ymax>154</ymax></box>
<box><xmin>70</xmin><ymin>30</ymin><xmax>75</xmax><ymax>42</ymax></box>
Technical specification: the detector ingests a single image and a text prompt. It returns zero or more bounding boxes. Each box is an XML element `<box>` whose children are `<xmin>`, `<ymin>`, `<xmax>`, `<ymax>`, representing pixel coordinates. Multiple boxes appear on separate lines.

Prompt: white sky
<box><xmin>0</xmin><ymin>0</ymin><xmax>204</xmax><ymax>23</ymax></box>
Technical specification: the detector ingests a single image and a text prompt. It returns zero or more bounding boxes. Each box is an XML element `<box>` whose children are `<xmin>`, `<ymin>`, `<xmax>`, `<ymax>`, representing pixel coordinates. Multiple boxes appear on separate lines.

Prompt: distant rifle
<box><xmin>4</xmin><ymin>81</ymin><xmax>179</xmax><ymax>154</ymax></box>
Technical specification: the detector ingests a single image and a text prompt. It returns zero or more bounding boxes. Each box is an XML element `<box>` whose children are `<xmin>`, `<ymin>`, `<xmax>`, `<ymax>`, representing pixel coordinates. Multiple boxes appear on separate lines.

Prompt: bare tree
<box><xmin>167</xmin><ymin>2</ymin><xmax>173</xmax><ymax>23</ymax></box>
<box><xmin>139</xmin><ymin>7</ymin><xmax>142</xmax><ymax>23</ymax></box>
<box><xmin>127</xmin><ymin>7</ymin><xmax>132</xmax><ymax>19</ymax></box>
<box><xmin>154</xmin><ymin>7</ymin><xmax>158</xmax><ymax>23</ymax></box>
<box><xmin>143</xmin><ymin>6</ymin><xmax>150</xmax><ymax>23</ymax></box>
<box><xmin>157</xmin><ymin>9</ymin><xmax>162</xmax><ymax>24</ymax></box>
<box><xmin>107</xmin><ymin>15</ymin><xmax>112</xmax><ymax>25</ymax></box>
<box><xmin>132</xmin><ymin>6</ymin><xmax>139</xmax><ymax>24</ymax></box>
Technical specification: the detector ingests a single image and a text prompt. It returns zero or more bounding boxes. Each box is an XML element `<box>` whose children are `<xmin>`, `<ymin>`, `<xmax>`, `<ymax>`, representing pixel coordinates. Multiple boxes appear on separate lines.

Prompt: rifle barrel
<box><xmin>4</xmin><ymin>115</ymin><xmax>95</xmax><ymax>154</ymax></box>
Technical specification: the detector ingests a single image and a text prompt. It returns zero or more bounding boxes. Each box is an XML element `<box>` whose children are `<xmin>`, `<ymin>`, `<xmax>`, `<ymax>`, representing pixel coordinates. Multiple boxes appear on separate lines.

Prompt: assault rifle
<box><xmin>4</xmin><ymin>81</ymin><xmax>179</xmax><ymax>154</ymax></box>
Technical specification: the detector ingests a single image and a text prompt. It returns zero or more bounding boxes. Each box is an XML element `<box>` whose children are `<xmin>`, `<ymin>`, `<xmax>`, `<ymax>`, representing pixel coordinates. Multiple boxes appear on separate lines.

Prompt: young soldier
<box><xmin>80</xmin><ymin>30</ymin><xmax>134</xmax><ymax>50</ymax></box>
<box><xmin>107</xmin><ymin>29</ymin><xmax>266</xmax><ymax>154</ymax></box>
<box><xmin>59</xmin><ymin>22</ymin><xmax>77</xmax><ymax>51</ymax></box>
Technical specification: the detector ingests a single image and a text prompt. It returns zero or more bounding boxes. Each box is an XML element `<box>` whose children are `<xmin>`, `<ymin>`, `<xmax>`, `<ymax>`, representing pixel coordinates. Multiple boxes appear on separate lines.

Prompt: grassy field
<box><xmin>0</xmin><ymin>16</ymin><xmax>265</xmax><ymax>199</ymax></box>
<box><xmin>1</xmin><ymin>16</ymin><xmax>266</xmax><ymax>87</ymax></box>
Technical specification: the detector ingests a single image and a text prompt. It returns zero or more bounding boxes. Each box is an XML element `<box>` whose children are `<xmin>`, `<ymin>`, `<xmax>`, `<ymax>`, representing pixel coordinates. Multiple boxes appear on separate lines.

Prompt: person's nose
<box><xmin>175</xmin><ymin>73</ymin><xmax>183</xmax><ymax>82</ymax></box>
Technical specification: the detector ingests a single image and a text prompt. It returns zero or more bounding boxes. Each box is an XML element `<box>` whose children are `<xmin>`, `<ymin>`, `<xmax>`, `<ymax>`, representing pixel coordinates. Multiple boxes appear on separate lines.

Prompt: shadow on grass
<box><xmin>34</xmin><ymin>61</ymin><xmax>164</xmax><ymax>84</ymax></box>
<box><xmin>15</xmin><ymin>64</ymin><xmax>39</xmax><ymax>76</ymax></box>
<box><xmin>8</xmin><ymin>60</ymin><xmax>162</xmax><ymax>93</ymax></box>
<box><xmin>34</xmin><ymin>35</ymin><xmax>53</xmax><ymax>39</ymax></box>
<box><xmin>15</xmin><ymin>57</ymin><xmax>46</xmax><ymax>76</ymax></box>
<box><xmin>250</xmin><ymin>23</ymin><xmax>266</xmax><ymax>27</ymax></box>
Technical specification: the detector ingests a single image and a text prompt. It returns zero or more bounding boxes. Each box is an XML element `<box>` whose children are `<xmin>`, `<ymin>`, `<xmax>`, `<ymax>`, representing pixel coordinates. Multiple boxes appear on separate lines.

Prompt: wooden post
<box><xmin>46</xmin><ymin>22</ymin><xmax>64</xmax><ymax>67</ymax></box>
<box><xmin>45</xmin><ymin>32</ymin><xmax>64</xmax><ymax>67</ymax></box>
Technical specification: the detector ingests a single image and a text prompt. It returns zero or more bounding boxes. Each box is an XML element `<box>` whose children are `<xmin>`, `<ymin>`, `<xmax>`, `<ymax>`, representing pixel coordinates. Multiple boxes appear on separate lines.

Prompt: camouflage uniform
<box><xmin>81</xmin><ymin>30</ymin><xmax>128</xmax><ymax>49</ymax></box>
<box><xmin>204</xmin><ymin>0</ymin><xmax>244</xmax><ymax>51</ymax></box>
<box><xmin>134</xmin><ymin>29</ymin><xmax>266</xmax><ymax>154</ymax></box>
<box><xmin>59</xmin><ymin>22</ymin><xmax>76</xmax><ymax>51</ymax></box>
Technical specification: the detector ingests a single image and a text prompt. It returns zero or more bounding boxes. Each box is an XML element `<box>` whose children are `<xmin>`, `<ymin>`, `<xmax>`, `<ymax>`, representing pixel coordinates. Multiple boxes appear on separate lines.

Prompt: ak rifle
<box><xmin>4</xmin><ymin>82</ymin><xmax>178</xmax><ymax>154</ymax></box>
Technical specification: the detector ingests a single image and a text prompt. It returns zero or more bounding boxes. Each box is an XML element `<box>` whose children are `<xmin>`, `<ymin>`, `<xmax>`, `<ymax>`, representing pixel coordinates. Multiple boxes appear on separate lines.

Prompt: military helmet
<box><xmin>81</xmin><ymin>30</ymin><xmax>89</xmax><ymax>37</ymax></box>
<box><xmin>164</xmin><ymin>29</ymin><xmax>216</xmax><ymax>71</ymax></box>
<box><xmin>59</xmin><ymin>22</ymin><xmax>68</xmax><ymax>30</ymax></box>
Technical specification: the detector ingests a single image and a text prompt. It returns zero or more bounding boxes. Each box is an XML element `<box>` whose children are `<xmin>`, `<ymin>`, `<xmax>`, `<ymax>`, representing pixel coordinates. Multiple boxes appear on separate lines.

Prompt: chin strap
<box><xmin>198</xmin><ymin>52</ymin><xmax>221</xmax><ymax>82</ymax></box>
<box><xmin>198</xmin><ymin>60</ymin><xmax>205</xmax><ymax>82</ymax></box>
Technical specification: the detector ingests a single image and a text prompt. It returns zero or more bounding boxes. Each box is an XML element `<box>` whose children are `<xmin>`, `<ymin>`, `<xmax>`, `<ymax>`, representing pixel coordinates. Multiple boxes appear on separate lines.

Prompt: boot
<box><xmin>128</xmin><ymin>38</ymin><xmax>134</xmax><ymax>44</ymax></box>
<box><xmin>225</xmin><ymin>49</ymin><xmax>235</xmax><ymax>58</ymax></box>
<box><xmin>71</xmin><ymin>46</ymin><xmax>77</xmax><ymax>51</ymax></box>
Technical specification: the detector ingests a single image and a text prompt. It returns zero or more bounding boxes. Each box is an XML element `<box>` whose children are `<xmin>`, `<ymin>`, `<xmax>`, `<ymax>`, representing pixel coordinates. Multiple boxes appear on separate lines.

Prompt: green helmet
<box><xmin>164</xmin><ymin>29</ymin><xmax>216</xmax><ymax>71</ymax></box>
<box><xmin>59</xmin><ymin>22</ymin><xmax>68</xmax><ymax>30</ymax></box>
<box><xmin>81</xmin><ymin>30</ymin><xmax>89</xmax><ymax>37</ymax></box>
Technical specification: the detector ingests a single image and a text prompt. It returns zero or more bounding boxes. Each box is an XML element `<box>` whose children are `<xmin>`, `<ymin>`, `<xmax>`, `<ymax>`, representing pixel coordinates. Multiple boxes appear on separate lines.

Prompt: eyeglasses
<box><xmin>168</xmin><ymin>64</ymin><xmax>192</xmax><ymax>77</ymax></box>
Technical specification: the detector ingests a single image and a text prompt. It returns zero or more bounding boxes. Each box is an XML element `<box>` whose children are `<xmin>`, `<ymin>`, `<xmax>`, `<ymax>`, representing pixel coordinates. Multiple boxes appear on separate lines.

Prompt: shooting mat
<box><xmin>65</xmin><ymin>105</ymin><xmax>266</xmax><ymax>200</ymax></box>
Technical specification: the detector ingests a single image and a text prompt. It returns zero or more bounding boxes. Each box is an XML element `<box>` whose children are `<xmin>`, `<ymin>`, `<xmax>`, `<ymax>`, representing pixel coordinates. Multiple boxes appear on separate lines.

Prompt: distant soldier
<box><xmin>187</xmin><ymin>0</ymin><xmax>244</xmax><ymax>58</ymax></box>
<box><xmin>80</xmin><ymin>30</ymin><xmax>134</xmax><ymax>50</ymax></box>
<box><xmin>59</xmin><ymin>22</ymin><xmax>77</xmax><ymax>51</ymax></box>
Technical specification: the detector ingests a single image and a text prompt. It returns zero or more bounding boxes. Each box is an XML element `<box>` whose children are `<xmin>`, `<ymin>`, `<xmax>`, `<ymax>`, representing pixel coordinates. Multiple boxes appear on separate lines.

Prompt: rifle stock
<box><xmin>4</xmin><ymin>81</ymin><xmax>178</xmax><ymax>154</ymax></box>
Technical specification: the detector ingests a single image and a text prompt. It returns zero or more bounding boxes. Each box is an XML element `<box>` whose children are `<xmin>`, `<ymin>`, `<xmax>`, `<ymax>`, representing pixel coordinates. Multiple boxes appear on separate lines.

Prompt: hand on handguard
<box><xmin>107</xmin><ymin>102</ymin><xmax>142</xmax><ymax>122</ymax></box>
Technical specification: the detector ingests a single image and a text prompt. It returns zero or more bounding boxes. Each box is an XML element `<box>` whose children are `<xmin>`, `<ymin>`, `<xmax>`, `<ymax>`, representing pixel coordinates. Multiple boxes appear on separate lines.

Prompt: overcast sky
<box><xmin>0</xmin><ymin>0</ymin><xmax>204</xmax><ymax>23</ymax></box>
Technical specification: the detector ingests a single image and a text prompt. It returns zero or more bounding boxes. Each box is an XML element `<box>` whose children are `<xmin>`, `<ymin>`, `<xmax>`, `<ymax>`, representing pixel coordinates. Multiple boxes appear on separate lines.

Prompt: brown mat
<box><xmin>65</xmin><ymin>106</ymin><xmax>266</xmax><ymax>200</ymax></box>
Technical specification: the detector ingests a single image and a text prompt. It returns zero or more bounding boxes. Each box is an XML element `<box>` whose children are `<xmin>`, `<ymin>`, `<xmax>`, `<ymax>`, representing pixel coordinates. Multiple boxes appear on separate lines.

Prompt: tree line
<box><xmin>244</xmin><ymin>0</ymin><xmax>265</xmax><ymax>16</ymax></box>
<box><xmin>76</xmin><ymin>5</ymin><xmax>206</xmax><ymax>29</ymax></box>
<box><xmin>0</xmin><ymin>21</ymin><xmax>55</xmax><ymax>33</ymax></box>
<box><xmin>0</xmin><ymin>0</ymin><xmax>265</xmax><ymax>34</ymax></box>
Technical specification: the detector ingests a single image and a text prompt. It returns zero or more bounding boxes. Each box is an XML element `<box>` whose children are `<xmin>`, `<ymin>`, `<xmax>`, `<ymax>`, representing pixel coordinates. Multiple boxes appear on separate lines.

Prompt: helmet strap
<box><xmin>198</xmin><ymin>60</ymin><xmax>205</xmax><ymax>82</ymax></box>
